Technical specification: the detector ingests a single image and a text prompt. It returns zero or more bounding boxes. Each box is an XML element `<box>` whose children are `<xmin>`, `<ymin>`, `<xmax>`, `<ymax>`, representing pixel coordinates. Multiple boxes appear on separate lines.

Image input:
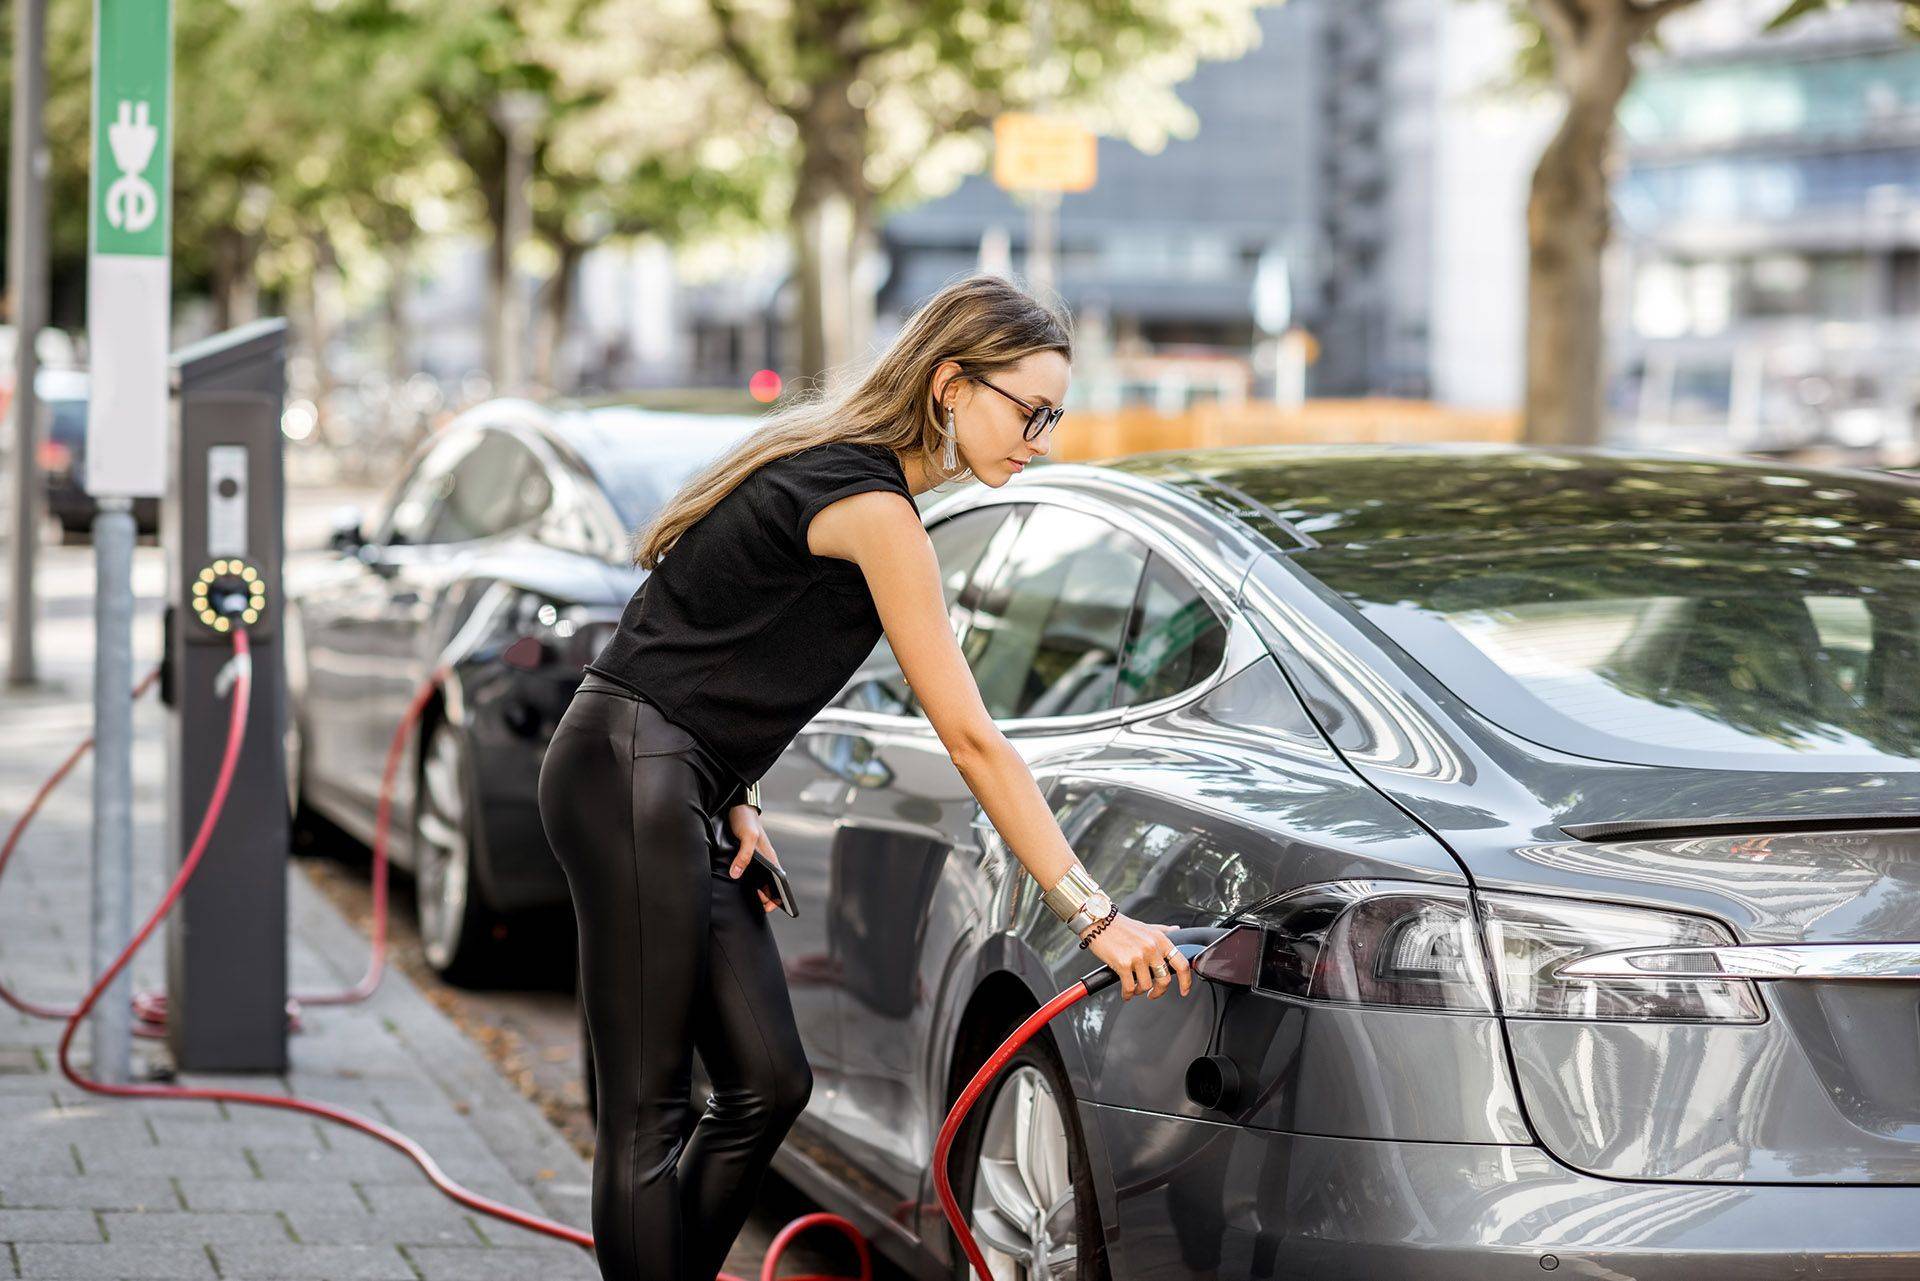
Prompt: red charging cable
<box><xmin>0</xmin><ymin>650</ymin><xmax>423</xmax><ymax>1034</ymax></box>
<box><xmin>932</xmin><ymin>983</ymin><xmax>1094</xmax><ymax>1280</ymax></box>
<box><xmin>8</xmin><ymin>626</ymin><xmax>873</xmax><ymax>1281</ymax></box>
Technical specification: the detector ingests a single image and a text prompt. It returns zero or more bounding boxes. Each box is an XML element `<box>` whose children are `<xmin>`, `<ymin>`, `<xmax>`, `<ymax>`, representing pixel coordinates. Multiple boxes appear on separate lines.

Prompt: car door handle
<box><xmin>390</xmin><ymin>590</ymin><xmax>421</xmax><ymax>607</ymax></box>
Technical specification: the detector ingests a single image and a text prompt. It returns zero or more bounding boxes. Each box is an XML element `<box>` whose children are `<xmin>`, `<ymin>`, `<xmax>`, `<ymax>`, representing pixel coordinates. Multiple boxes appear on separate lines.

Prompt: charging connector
<box><xmin>190</xmin><ymin>558</ymin><xmax>266</xmax><ymax>632</ymax></box>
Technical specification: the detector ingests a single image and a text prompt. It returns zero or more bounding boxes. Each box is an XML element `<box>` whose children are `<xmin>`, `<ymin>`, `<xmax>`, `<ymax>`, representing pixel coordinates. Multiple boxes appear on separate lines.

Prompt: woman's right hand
<box><xmin>1082</xmin><ymin>912</ymin><xmax>1193</xmax><ymax>1000</ymax></box>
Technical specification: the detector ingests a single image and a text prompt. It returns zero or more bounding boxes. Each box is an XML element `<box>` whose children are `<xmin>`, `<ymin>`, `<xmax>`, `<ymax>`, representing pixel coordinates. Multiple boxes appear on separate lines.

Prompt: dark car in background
<box><xmin>285</xmin><ymin>398</ymin><xmax>769</xmax><ymax>979</ymax></box>
<box><xmin>35</xmin><ymin>369</ymin><xmax>162</xmax><ymax>540</ymax></box>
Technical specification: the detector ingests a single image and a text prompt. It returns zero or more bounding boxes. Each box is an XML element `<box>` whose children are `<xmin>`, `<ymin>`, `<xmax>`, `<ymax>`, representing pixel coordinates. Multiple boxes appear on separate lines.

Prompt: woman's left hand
<box><xmin>727</xmin><ymin>804</ymin><xmax>782</xmax><ymax>913</ymax></box>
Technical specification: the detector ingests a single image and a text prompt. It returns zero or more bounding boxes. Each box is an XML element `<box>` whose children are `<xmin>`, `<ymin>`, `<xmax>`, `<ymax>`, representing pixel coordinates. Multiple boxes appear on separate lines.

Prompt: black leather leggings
<box><xmin>537</xmin><ymin>671</ymin><xmax>812</xmax><ymax>1281</ymax></box>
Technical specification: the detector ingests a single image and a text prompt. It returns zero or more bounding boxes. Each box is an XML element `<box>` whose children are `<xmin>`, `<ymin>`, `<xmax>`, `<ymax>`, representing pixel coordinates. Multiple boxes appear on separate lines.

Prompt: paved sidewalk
<box><xmin>0</xmin><ymin>651</ymin><xmax>599</xmax><ymax>1278</ymax></box>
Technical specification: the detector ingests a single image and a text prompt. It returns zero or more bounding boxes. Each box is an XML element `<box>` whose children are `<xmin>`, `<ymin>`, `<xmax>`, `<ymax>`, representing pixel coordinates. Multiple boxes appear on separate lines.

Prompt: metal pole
<box><xmin>492</xmin><ymin>90</ymin><xmax>546</xmax><ymax>397</ymax></box>
<box><xmin>500</xmin><ymin>132</ymin><xmax>530</xmax><ymax>394</ymax></box>
<box><xmin>90</xmin><ymin>496</ymin><xmax>135</xmax><ymax>1083</ymax></box>
<box><xmin>7</xmin><ymin>0</ymin><xmax>49</xmax><ymax>687</ymax></box>
<box><xmin>1026</xmin><ymin>0</ymin><xmax>1056</xmax><ymax>298</ymax></box>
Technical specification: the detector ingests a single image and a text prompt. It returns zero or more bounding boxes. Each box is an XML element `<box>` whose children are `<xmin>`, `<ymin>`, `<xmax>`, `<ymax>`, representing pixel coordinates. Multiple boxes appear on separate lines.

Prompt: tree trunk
<box><xmin>533</xmin><ymin>239</ymin><xmax>583</xmax><ymax>392</ymax></box>
<box><xmin>1522</xmin><ymin>2</ymin><xmax>1667</xmax><ymax>446</ymax></box>
<box><xmin>210</xmin><ymin>226</ymin><xmax>259</xmax><ymax>332</ymax></box>
<box><xmin>790</xmin><ymin>74</ymin><xmax>872</xmax><ymax>389</ymax></box>
<box><xmin>309</xmin><ymin>232</ymin><xmax>344</xmax><ymax>457</ymax></box>
<box><xmin>385</xmin><ymin>240</ymin><xmax>424</xmax><ymax>447</ymax></box>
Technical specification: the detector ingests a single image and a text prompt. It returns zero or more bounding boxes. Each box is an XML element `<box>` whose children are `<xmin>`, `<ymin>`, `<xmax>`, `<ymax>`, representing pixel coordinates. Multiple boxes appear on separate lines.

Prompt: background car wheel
<box><xmin>284</xmin><ymin>710</ymin><xmax>330</xmax><ymax>855</ymax></box>
<box><xmin>944</xmin><ymin>1033</ymin><xmax>1109</xmax><ymax>1281</ymax></box>
<box><xmin>413</xmin><ymin>719</ymin><xmax>502</xmax><ymax>985</ymax></box>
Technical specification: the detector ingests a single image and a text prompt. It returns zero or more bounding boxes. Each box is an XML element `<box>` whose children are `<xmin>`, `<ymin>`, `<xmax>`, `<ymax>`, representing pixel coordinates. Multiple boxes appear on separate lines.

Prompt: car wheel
<box><xmin>946</xmin><ymin>1034</ymin><xmax>1108</xmax><ymax>1281</ymax></box>
<box><xmin>284</xmin><ymin>710</ymin><xmax>328</xmax><ymax>854</ymax></box>
<box><xmin>413</xmin><ymin>720</ymin><xmax>502</xmax><ymax>984</ymax></box>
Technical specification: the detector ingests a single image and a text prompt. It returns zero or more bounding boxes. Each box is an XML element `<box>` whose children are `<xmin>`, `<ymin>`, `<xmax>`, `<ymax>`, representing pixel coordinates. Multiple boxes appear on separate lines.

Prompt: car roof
<box><xmin>1095</xmin><ymin>441</ymin><xmax>1920</xmax><ymax>554</ymax></box>
<box><xmin>539</xmin><ymin>405</ymin><xmax>761</xmax><ymax>463</ymax></box>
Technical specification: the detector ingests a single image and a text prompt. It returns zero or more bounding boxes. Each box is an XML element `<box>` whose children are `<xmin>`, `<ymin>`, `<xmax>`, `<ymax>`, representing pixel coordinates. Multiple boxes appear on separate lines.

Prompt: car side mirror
<box><xmin>328</xmin><ymin>505</ymin><xmax>366</xmax><ymax>554</ymax></box>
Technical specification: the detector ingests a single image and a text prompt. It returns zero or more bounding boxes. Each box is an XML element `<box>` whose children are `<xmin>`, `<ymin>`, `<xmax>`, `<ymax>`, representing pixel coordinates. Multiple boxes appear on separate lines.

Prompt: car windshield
<box><xmin>1298</xmin><ymin>525</ymin><xmax>1920</xmax><ymax>769</ymax></box>
<box><xmin>573</xmin><ymin>413</ymin><xmax>762</xmax><ymax>527</ymax></box>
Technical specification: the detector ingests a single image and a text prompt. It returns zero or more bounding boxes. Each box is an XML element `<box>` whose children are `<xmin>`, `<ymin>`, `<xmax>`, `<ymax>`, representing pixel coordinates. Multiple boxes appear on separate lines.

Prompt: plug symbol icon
<box><xmin>104</xmin><ymin>100</ymin><xmax>158</xmax><ymax>234</ymax></box>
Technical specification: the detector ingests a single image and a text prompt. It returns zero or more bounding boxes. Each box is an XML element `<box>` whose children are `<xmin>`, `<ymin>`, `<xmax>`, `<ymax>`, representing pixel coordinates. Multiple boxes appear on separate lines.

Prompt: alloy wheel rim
<box><xmin>969</xmin><ymin>1063</ymin><xmax>1077</xmax><ymax>1280</ymax></box>
<box><xmin>416</xmin><ymin>728</ymin><xmax>469</xmax><ymax>969</ymax></box>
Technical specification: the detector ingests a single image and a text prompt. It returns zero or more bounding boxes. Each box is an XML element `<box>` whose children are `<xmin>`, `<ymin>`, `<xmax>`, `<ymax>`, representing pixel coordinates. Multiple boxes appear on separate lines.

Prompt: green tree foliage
<box><xmin>697</xmin><ymin>0</ymin><xmax>1282</xmax><ymax>383</ymax></box>
<box><xmin>1502</xmin><ymin>0</ymin><xmax>1920</xmax><ymax>445</ymax></box>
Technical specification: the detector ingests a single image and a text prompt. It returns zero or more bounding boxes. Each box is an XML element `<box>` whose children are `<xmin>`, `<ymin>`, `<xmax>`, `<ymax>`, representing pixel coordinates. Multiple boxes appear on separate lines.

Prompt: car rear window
<box><xmin>1299</xmin><ymin>527</ymin><xmax>1920</xmax><ymax>769</ymax></box>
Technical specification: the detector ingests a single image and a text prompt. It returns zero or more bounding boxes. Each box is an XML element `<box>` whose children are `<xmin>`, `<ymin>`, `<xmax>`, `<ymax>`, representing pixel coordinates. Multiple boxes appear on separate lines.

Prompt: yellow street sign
<box><xmin>993</xmin><ymin>113</ymin><xmax>1096</xmax><ymax>193</ymax></box>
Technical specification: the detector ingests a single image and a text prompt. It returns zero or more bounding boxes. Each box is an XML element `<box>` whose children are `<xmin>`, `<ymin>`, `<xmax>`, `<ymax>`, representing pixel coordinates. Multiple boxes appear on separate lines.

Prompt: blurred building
<box><xmin>877</xmin><ymin>0</ymin><xmax>1544</xmax><ymax>411</ymax></box>
<box><xmin>640</xmin><ymin>0</ymin><xmax>1543</xmax><ymax>414</ymax></box>
<box><xmin>1609</xmin><ymin>0</ymin><xmax>1920</xmax><ymax>458</ymax></box>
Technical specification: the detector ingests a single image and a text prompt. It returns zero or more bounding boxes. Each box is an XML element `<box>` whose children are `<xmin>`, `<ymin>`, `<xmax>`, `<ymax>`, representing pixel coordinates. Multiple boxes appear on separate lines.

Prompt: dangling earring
<box><xmin>941</xmin><ymin>404</ymin><xmax>959</xmax><ymax>472</ymax></box>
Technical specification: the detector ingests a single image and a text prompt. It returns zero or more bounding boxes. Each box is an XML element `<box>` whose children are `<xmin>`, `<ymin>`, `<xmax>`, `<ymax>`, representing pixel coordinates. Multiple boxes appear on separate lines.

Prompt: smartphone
<box><xmin>743</xmin><ymin>847</ymin><xmax>799</xmax><ymax>918</ymax></box>
<box><xmin>709</xmin><ymin>809</ymin><xmax>798</xmax><ymax>917</ymax></box>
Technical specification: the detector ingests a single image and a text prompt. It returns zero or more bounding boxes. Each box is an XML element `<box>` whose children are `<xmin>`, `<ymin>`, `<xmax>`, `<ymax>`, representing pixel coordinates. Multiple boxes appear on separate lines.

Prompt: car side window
<box><xmin>836</xmin><ymin>506</ymin><xmax>1016</xmax><ymax>716</ymax></box>
<box><xmin>963</xmin><ymin>505</ymin><xmax>1150</xmax><ymax>720</ymax></box>
<box><xmin>1113</xmin><ymin>554</ymin><xmax>1229</xmax><ymax>709</ymax></box>
<box><xmin>423</xmin><ymin>430</ymin><xmax>553</xmax><ymax>545</ymax></box>
<box><xmin>377</xmin><ymin>432</ymin><xmax>480</xmax><ymax>547</ymax></box>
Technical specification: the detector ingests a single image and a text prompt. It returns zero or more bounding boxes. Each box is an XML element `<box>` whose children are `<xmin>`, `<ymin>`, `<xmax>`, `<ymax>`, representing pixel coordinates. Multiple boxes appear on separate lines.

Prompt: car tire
<box><xmin>943</xmin><ymin>1030</ymin><xmax>1109</xmax><ymax>1281</ymax></box>
<box><xmin>412</xmin><ymin>719</ymin><xmax>503</xmax><ymax>985</ymax></box>
<box><xmin>284</xmin><ymin>709</ymin><xmax>330</xmax><ymax>855</ymax></box>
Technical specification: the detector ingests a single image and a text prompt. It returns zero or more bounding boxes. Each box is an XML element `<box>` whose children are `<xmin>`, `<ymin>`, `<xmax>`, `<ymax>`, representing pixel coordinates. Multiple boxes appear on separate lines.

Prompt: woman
<box><xmin>536</xmin><ymin>272</ymin><xmax>1195</xmax><ymax>1281</ymax></box>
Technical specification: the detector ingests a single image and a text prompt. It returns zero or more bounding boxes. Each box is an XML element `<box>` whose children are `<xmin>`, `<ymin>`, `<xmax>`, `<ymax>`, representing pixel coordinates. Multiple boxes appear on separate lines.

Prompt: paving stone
<box><xmin>0</xmin><ymin>1209</ymin><xmax>100</xmax><ymax>1243</ymax></box>
<box><xmin>245</xmin><ymin>1143</ymin><xmax>450</xmax><ymax>1185</ymax></box>
<box><xmin>0</xmin><ymin>1176</ymin><xmax>177</xmax><ymax>1212</ymax></box>
<box><xmin>97</xmin><ymin>1209</ymin><xmax>289</xmax><ymax>1247</ymax></box>
<box><xmin>170</xmin><ymin>1178</ymin><xmax>362</xmax><ymax>1216</ymax></box>
<box><xmin>62</xmin><ymin>1144</ymin><xmax>257</xmax><ymax>1182</ymax></box>
<box><xmin>208</xmin><ymin>1242</ymin><xmax>417</xmax><ymax>1280</ymax></box>
<box><xmin>146</xmin><ymin>1117</ymin><xmax>329</xmax><ymax>1150</ymax></box>
<box><xmin>12</xmin><ymin>1242</ymin><xmax>217</xmax><ymax>1279</ymax></box>
<box><xmin>280</xmin><ymin>1207</ymin><xmax>481</xmax><ymax>1247</ymax></box>
<box><xmin>0</xmin><ymin>1144</ymin><xmax>82</xmax><ymax>1179</ymax></box>
<box><xmin>407</xmin><ymin>1243</ymin><xmax>606</xmax><ymax>1280</ymax></box>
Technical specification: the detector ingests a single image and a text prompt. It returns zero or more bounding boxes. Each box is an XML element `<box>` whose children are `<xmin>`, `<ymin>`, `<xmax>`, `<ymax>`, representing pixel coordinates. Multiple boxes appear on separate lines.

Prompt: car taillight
<box><xmin>1478</xmin><ymin>890</ymin><xmax>1763</xmax><ymax>1023</ymax></box>
<box><xmin>1248</xmin><ymin>881</ymin><xmax>1495</xmax><ymax>1013</ymax></box>
<box><xmin>1241</xmin><ymin>880</ymin><xmax>1763</xmax><ymax>1023</ymax></box>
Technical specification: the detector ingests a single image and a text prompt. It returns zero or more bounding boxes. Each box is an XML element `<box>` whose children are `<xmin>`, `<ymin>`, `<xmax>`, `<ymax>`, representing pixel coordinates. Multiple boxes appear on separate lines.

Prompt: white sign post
<box><xmin>85</xmin><ymin>0</ymin><xmax>171</xmax><ymax>1085</ymax></box>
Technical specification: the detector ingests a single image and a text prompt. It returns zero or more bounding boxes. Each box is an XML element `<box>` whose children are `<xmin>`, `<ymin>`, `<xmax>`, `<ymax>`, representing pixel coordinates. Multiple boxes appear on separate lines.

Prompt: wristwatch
<box><xmin>1041</xmin><ymin>862</ymin><xmax>1111</xmax><ymax>935</ymax></box>
<box><xmin>1066</xmin><ymin>890</ymin><xmax>1114</xmax><ymax>937</ymax></box>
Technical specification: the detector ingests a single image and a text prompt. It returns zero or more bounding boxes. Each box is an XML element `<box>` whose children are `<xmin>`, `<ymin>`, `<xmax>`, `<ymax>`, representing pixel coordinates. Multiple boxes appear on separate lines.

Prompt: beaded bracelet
<box><xmin>1076</xmin><ymin>901</ymin><xmax>1120</xmax><ymax>949</ymax></box>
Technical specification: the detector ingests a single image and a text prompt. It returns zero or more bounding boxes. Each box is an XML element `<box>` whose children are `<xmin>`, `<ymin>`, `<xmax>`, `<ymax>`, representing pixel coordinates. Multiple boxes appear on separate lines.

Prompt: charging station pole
<box><xmin>84</xmin><ymin>0</ymin><xmax>172</xmax><ymax>1085</ymax></box>
<box><xmin>163</xmin><ymin>320</ymin><xmax>290</xmax><ymax>1073</ymax></box>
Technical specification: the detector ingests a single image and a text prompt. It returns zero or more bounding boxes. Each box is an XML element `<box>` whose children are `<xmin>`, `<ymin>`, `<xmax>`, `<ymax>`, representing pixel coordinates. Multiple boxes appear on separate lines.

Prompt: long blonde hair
<box><xmin>629</xmin><ymin>272</ymin><xmax>1073</xmax><ymax>568</ymax></box>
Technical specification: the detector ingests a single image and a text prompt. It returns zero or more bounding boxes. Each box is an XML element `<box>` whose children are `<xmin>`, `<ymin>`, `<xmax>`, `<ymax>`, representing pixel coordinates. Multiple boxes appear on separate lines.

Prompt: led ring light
<box><xmin>191</xmin><ymin>559</ymin><xmax>267</xmax><ymax>632</ymax></box>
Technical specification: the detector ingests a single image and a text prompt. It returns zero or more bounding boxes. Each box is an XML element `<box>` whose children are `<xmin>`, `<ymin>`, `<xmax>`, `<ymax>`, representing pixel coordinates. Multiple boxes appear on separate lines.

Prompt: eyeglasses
<box><xmin>971</xmin><ymin>374</ymin><xmax>1065</xmax><ymax>442</ymax></box>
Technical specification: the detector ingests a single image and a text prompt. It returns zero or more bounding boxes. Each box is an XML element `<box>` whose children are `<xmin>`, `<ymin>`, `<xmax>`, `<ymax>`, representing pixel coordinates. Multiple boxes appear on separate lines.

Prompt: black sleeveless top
<box><xmin>586</xmin><ymin>440</ymin><xmax>916</xmax><ymax>794</ymax></box>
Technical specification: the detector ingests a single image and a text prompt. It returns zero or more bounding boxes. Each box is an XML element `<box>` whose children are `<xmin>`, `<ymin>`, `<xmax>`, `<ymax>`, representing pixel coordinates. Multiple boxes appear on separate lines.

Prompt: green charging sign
<box><xmin>90</xmin><ymin>0</ymin><xmax>171</xmax><ymax>258</ymax></box>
